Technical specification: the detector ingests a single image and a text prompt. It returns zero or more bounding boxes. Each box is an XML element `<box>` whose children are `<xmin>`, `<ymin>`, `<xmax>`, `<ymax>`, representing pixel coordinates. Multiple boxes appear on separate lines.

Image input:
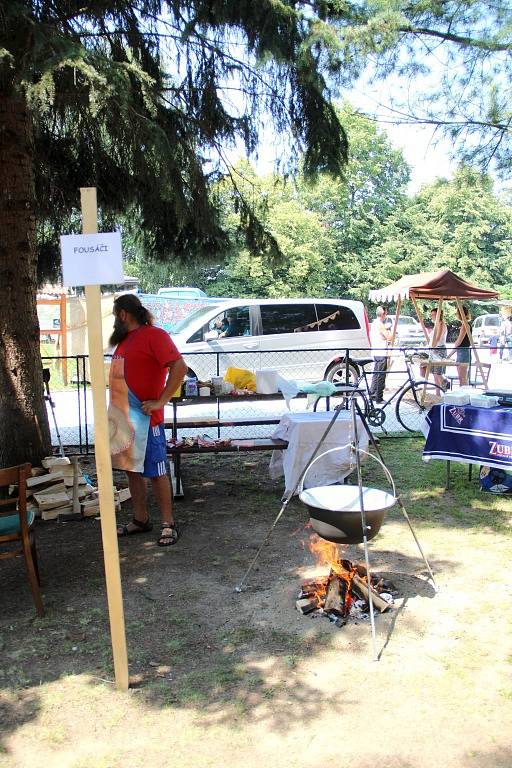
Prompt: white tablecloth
<box><xmin>269</xmin><ymin>411</ymin><xmax>368</xmax><ymax>494</ymax></box>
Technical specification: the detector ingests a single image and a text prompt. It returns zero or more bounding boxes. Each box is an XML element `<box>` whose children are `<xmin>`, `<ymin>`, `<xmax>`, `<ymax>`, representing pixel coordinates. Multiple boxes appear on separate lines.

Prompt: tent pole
<box><xmin>411</xmin><ymin>296</ymin><xmax>430</xmax><ymax>344</ymax></box>
<box><xmin>389</xmin><ymin>295</ymin><xmax>402</xmax><ymax>347</ymax></box>
<box><xmin>455</xmin><ymin>298</ymin><xmax>488</xmax><ymax>390</ymax></box>
<box><xmin>386</xmin><ymin>295</ymin><xmax>401</xmax><ymax>372</ymax></box>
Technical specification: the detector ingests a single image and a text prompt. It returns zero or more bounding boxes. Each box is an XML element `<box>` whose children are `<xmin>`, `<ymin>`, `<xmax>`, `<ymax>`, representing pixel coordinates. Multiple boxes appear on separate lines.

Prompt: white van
<box><xmin>472</xmin><ymin>314</ymin><xmax>502</xmax><ymax>345</ymax></box>
<box><xmin>171</xmin><ymin>298</ymin><xmax>371</xmax><ymax>384</ymax></box>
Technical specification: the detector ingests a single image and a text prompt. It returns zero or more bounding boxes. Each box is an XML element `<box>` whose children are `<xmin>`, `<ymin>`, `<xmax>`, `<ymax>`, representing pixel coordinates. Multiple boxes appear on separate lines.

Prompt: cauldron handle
<box><xmin>298</xmin><ymin>445</ymin><xmax>396</xmax><ymax>499</ymax></box>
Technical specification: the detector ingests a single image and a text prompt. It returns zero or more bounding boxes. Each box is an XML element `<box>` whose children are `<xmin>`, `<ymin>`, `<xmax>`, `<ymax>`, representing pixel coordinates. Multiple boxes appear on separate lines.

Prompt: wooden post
<box><xmin>81</xmin><ymin>187</ymin><xmax>129</xmax><ymax>691</ymax></box>
<box><xmin>455</xmin><ymin>298</ymin><xmax>488</xmax><ymax>390</ymax></box>
<box><xmin>411</xmin><ymin>295</ymin><xmax>430</xmax><ymax>343</ymax></box>
<box><xmin>433</xmin><ymin>298</ymin><xmax>443</xmax><ymax>343</ymax></box>
<box><xmin>388</xmin><ymin>295</ymin><xmax>402</xmax><ymax>348</ymax></box>
<box><xmin>387</xmin><ymin>295</ymin><xmax>401</xmax><ymax>372</ymax></box>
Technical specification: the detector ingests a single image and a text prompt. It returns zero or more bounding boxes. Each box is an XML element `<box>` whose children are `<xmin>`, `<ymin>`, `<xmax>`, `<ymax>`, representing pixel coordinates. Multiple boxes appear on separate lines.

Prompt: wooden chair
<box><xmin>0</xmin><ymin>463</ymin><xmax>44</xmax><ymax>616</ymax></box>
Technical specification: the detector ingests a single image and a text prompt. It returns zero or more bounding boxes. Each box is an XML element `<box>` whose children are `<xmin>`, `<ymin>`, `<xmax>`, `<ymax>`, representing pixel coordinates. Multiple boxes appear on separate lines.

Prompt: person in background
<box><xmin>489</xmin><ymin>332</ymin><xmax>499</xmax><ymax>357</ymax></box>
<box><xmin>219</xmin><ymin>311</ymin><xmax>240</xmax><ymax>337</ymax></box>
<box><xmin>369</xmin><ymin>306</ymin><xmax>392</xmax><ymax>404</ymax></box>
<box><xmin>213</xmin><ymin>316</ymin><xmax>228</xmax><ymax>336</ymax></box>
<box><xmin>108</xmin><ymin>293</ymin><xmax>187</xmax><ymax>547</ymax></box>
<box><xmin>502</xmin><ymin>315</ymin><xmax>512</xmax><ymax>361</ymax></box>
<box><xmin>428</xmin><ymin>308</ymin><xmax>449</xmax><ymax>392</ymax></box>
<box><xmin>448</xmin><ymin>305</ymin><xmax>471</xmax><ymax>386</ymax></box>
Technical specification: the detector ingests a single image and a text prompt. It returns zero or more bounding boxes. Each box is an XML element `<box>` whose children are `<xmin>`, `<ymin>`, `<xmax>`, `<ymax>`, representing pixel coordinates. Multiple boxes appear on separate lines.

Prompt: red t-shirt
<box><xmin>114</xmin><ymin>325</ymin><xmax>181</xmax><ymax>426</ymax></box>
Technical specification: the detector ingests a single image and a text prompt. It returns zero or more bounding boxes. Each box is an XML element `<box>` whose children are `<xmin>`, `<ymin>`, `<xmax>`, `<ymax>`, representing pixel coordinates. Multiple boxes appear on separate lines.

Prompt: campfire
<box><xmin>297</xmin><ymin>534</ymin><xmax>396</xmax><ymax>627</ymax></box>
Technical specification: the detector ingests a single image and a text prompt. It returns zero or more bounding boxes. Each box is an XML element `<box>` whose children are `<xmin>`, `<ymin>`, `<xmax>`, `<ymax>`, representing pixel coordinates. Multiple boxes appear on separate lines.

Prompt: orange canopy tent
<box><xmin>368</xmin><ymin>269</ymin><xmax>499</xmax><ymax>303</ymax></box>
<box><xmin>369</xmin><ymin>269</ymin><xmax>499</xmax><ymax>389</ymax></box>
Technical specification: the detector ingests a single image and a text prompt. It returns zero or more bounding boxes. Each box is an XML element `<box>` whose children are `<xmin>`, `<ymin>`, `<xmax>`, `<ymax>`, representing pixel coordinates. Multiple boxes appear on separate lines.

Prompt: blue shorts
<box><xmin>456</xmin><ymin>347</ymin><xmax>471</xmax><ymax>364</ymax></box>
<box><xmin>142</xmin><ymin>424</ymin><xmax>168</xmax><ymax>478</ymax></box>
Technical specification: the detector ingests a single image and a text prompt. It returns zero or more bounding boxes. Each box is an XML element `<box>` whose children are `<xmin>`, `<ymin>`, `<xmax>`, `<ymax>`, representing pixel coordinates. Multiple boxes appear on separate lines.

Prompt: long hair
<box><xmin>113</xmin><ymin>294</ymin><xmax>154</xmax><ymax>325</ymax></box>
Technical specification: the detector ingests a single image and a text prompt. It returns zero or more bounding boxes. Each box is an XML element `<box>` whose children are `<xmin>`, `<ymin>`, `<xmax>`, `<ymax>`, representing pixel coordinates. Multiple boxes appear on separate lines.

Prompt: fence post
<box><xmin>60</xmin><ymin>292</ymin><xmax>68</xmax><ymax>385</ymax></box>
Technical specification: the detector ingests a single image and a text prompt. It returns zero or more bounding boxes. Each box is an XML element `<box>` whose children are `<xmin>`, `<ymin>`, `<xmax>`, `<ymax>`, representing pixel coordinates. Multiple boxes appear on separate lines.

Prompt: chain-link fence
<box><xmin>42</xmin><ymin>355</ymin><xmax>90</xmax><ymax>452</ymax></box>
<box><xmin>42</xmin><ymin>344</ymin><xmax>498</xmax><ymax>450</ymax></box>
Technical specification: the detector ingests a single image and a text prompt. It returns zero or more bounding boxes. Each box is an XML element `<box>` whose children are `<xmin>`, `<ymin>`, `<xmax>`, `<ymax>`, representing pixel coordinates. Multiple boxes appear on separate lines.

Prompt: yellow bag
<box><xmin>224</xmin><ymin>367</ymin><xmax>256</xmax><ymax>391</ymax></box>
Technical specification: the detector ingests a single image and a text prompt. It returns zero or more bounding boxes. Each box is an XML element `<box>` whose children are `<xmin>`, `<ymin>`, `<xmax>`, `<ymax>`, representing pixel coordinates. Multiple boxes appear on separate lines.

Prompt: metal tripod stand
<box><xmin>235</xmin><ymin>387</ymin><xmax>437</xmax><ymax>628</ymax></box>
<box><xmin>43</xmin><ymin>368</ymin><xmax>65</xmax><ymax>457</ymax></box>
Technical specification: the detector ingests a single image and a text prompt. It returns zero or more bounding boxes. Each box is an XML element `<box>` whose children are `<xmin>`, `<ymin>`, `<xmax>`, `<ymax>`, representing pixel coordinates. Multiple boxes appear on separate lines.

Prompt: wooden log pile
<box><xmin>296</xmin><ymin>558</ymin><xmax>394</xmax><ymax>626</ymax></box>
<box><xmin>25</xmin><ymin>456</ymin><xmax>131</xmax><ymax>521</ymax></box>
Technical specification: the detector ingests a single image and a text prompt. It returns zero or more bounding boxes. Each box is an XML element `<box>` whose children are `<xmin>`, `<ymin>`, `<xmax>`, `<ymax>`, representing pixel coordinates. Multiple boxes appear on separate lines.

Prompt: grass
<box><xmin>364</xmin><ymin>437</ymin><xmax>512</xmax><ymax>533</ymax></box>
<box><xmin>1</xmin><ymin>441</ymin><xmax>511</xmax><ymax>767</ymax></box>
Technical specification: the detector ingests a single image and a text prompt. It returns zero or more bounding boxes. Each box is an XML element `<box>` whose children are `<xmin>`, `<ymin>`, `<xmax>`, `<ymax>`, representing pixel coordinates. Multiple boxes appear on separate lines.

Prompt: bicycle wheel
<box><xmin>324</xmin><ymin>361</ymin><xmax>371</xmax><ymax>419</ymax></box>
<box><xmin>396</xmin><ymin>380</ymin><xmax>444</xmax><ymax>433</ymax></box>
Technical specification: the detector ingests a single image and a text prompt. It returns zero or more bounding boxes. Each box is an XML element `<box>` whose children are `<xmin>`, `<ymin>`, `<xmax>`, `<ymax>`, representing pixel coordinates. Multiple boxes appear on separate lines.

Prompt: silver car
<box><xmin>385</xmin><ymin>314</ymin><xmax>426</xmax><ymax>349</ymax></box>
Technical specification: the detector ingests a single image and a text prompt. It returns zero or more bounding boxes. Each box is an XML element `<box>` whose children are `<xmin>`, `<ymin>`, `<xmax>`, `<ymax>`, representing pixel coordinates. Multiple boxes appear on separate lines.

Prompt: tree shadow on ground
<box><xmin>0</xmin><ymin>690</ymin><xmax>39</xmax><ymax>754</ymax></box>
<box><xmin>0</xmin><ymin>445</ymin><xmax>508</xmax><ymax>746</ymax></box>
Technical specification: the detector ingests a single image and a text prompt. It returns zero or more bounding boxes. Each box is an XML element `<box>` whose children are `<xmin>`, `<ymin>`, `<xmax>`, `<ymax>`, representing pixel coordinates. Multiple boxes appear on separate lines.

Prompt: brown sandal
<box><xmin>117</xmin><ymin>517</ymin><xmax>153</xmax><ymax>537</ymax></box>
<box><xmin>158</xmin><ymin>522</ymin><xmax>180</xmax><ymax>547</ymax></box>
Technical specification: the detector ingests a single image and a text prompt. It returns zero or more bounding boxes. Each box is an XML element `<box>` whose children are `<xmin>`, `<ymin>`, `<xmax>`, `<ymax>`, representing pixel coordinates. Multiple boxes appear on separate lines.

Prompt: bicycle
<box><xmin>341</xmin><ymin>350</ymin><xmax>446</xmax><ymax>433</ymax></box>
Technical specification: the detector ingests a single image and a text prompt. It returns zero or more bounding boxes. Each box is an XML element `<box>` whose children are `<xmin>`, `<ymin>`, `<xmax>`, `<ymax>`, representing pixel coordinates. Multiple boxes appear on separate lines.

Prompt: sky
<box><xmin>347</xmin><ymin>79</ymin><xmax>458</xmax><ymax>194</ymax></box>
<box><xmin>360</xmin><ymin>112</ymin><xmax>456</xmax><ymax>194</ymax></box>
<box><xmin>246</xmin><ymin>107</ymin><xmax>457</xmax><ymax>195</ymax></box>
<box><xmin>231</xmin><ymin>82</ymin><xmax>459</xmax><ymax>195</ymax></box>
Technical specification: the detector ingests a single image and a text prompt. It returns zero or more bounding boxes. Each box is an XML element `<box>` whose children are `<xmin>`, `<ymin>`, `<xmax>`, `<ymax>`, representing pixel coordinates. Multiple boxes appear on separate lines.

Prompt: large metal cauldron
<box><xmin>299</xmin><ymin>485</ymin><xmax>395</xmax><ymax>544</ymax></box>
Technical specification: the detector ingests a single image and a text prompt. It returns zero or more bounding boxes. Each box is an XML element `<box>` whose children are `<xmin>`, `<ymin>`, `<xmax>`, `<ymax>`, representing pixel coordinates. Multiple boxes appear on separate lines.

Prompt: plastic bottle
<box><xmin>185</xmin><ymin>377</ymin><xmax>198</xmax><ymax>397</ymax></box>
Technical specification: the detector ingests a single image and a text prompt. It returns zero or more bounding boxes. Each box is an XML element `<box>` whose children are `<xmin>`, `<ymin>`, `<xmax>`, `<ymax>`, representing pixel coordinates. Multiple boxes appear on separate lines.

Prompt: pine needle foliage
<box><xmin>1</xmin><ymin>1</ymin><xmax>351</xmax><ymax>277</ymax></box>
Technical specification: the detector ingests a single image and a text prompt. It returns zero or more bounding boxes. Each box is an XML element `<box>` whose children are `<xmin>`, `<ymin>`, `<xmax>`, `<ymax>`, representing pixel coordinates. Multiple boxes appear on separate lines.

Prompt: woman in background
<box><xmin>449</xmin><ymin>305</ymin><xmax>471</xmax><ymax>386</ymax></box>
<box><xmin>428</xmin><ymin>307</ymin><xmax>449</xmax><ymax>392</ymax></box>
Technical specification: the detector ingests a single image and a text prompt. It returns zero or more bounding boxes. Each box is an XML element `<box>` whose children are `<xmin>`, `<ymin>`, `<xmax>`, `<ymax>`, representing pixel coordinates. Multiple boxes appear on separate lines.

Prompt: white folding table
<box><xmin>269</xmin><ymin>410</ymin><xmax>368</xmax><ymax>494</ymax></box>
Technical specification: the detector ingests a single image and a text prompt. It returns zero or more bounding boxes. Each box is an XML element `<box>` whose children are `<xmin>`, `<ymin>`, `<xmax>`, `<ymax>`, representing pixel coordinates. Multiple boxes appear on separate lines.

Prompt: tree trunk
<box><xmin>0</xmin><ymin>93</ymin><xmax>51</xmax><ymax>467</ymax></box>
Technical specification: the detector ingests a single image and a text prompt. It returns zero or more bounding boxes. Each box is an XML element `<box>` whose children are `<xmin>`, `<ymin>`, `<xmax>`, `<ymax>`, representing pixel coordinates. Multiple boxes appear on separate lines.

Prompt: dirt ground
<box><xmin>1</xmin><ymin>439</ymin><xmax>512</xmax><ymax>768</ymax></box>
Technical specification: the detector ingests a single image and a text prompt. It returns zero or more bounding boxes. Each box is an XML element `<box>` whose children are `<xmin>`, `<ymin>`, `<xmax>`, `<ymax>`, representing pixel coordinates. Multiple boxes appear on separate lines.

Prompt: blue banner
<box><xmin>423</xmin><ymin>404</ymin><xmax>512</xmax><ymax>468</ymax></box>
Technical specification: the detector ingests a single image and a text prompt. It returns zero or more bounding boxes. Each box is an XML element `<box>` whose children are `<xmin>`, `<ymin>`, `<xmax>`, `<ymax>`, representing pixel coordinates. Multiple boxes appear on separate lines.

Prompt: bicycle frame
<box><xmin>359</xmin><ymin>350</ymin><xmax>418</xmax><ymax>413</ymax></box>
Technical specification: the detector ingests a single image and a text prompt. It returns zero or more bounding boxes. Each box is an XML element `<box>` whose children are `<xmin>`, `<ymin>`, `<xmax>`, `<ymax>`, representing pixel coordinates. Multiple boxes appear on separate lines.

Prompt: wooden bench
<box><xmin>167</xmin><ymin>437</ymin><xmax>288</xmax><ymax>497</ymax></box>
<box><xmin>163</xmin><ymin>415</ymin><xmax>281</xmax><ymax>431</ymax></box>
<box><xmin>167</xmin><ymin>437</ymin><xmax>288</xmax><ymax>455</ymax></box>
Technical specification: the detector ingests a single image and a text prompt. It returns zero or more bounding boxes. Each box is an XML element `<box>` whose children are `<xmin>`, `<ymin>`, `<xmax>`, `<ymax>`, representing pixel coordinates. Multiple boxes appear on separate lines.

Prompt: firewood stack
<box><xmin>296</xmin><ymin>559</ymin><xmax>395</xmax><ymax>626</ymax></box>
<box><xmin>25</xmin><ymin>457</ymin><xmax>131</xmax><ymax>521</ymax></box>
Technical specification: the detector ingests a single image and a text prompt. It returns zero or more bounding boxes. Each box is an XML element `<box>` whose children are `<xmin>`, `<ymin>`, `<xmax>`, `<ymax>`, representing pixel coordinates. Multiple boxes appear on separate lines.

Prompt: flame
<box><xmin>308</xmin><ymin>534</ymin><xmax>352</xmax><ymax>578</ymax></box>
<box><xmin>308</xmin><ymin>533</ymin><xmax>340</xmax><ymax>568</ymax></box>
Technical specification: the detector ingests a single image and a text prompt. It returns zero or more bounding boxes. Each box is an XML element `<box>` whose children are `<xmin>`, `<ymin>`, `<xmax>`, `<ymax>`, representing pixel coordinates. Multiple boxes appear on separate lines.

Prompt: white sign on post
<box><xmin>60</xmin><ymin>232</ymin><xmax>123</xmax><ymax>287</ymax></box>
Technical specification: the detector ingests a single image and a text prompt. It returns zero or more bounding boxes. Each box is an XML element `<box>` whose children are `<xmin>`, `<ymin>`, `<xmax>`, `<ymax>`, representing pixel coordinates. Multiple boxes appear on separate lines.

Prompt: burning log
<box><xmin>295</xmin><ymin>597</ymin><xmax>319</xmax><ymax>615</ymax></box>
<box><xmin>351</xmin><ymin>574</ymin><xmax>391</xmax><ymax>614</ymax></box>
<box><xmin>298</xmin><ymin>555</ymin><xmax>393</xmax><ymax>625</ymax></box>
<box><xmin>299</xmin><ymin>577</ymin><xmax>328</xmax><ymax>600</ymax></box>
<box><xmin>323</xmin><ymin>575</ymin><xmax>346</xmax><ymax>616</ymax></box>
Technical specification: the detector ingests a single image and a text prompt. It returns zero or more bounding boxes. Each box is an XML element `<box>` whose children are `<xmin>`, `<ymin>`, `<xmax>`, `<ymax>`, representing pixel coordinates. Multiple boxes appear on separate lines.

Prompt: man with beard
<box><xmin>108</xmin><ymin>294</ymin><xmax>187</xmax><ymax>546</ymax></box>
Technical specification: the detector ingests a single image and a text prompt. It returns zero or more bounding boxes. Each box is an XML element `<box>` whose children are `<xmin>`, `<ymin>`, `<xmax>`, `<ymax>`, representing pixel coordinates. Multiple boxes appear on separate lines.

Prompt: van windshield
<box><xmin>172</xmin><ymin>305</ymin><xmax>221</xmax><ymax>334</ymax></box>
<box><xmin>397</xmin><ymin>316</ymin><xmax>417</xmax><ymax>326</ymax></box>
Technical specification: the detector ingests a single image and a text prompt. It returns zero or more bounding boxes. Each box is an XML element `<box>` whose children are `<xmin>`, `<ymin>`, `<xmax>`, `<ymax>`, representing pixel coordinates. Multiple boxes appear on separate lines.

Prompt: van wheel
<box><xmin>325</xmin><ymin>361</ymin><xmax>360</xmax><ymax>386</ymax></box>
